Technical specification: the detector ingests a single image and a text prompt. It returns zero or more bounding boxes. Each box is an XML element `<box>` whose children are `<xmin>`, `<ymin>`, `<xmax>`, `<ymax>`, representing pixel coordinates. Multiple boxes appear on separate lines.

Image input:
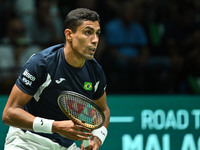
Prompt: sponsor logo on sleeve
<box><xmin>22</xmin><ymin>77</ymin><xmax>32</xmax><ymax>86</ymax></box>
<box><xmin>23</xmin><ymin>69</ymin><xmax>36</xmax><ymax>81</ymax></box>
<box><xmin>22</xmin><ymin>69</ymin><xmax>36</xmax><ymax>86</ymax></box>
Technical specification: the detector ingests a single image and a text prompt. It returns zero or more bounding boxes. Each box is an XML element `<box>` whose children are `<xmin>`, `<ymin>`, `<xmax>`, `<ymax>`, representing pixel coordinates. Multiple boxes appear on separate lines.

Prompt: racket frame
<box><xmin>57</xmin><ymin>91</ymin><xmax>105</xmax><ymax>129</ymax></box>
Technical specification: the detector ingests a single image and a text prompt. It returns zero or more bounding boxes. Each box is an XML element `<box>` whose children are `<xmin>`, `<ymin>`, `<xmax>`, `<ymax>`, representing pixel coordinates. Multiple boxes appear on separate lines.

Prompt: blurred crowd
<box><xmin>0</xmin><ymin>0</ymin><xmax>200</xmax><ymax>95</ymax></box>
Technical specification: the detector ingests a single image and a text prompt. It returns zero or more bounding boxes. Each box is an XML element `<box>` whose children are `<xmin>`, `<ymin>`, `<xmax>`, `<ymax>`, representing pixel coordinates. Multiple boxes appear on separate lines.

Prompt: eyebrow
<box><xmin>84</xmin><ymin>26</ymin><xmax>101</xmax><ymax>33</ymax></box>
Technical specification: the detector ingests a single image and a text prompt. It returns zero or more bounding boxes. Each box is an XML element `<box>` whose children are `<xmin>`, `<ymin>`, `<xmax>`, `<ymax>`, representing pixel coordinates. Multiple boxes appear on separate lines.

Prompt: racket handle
<box><xmin>83</xmin><ymin>139</ymin><xmax>90</xmax><ymax>147</ymax></box>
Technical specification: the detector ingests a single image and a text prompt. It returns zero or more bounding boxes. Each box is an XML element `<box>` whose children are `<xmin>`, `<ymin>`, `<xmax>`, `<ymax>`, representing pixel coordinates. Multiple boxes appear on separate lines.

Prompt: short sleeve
<box><xmin>93</xmin><ymin>68</ymin><xmax>107</xmax><ymax>100</ymax></box>
<box><xmin>16</xmin><ymin>54</ymin><xmax>47</xmax><ymax>95</ymax></box>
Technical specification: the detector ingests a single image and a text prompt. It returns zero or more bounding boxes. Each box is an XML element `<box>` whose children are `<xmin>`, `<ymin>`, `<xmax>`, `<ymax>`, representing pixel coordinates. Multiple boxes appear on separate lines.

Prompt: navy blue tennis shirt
<box><xmin>16</xmin><ymin>44</ymin><xmax>107</xmax><ymax>148</ymax></box>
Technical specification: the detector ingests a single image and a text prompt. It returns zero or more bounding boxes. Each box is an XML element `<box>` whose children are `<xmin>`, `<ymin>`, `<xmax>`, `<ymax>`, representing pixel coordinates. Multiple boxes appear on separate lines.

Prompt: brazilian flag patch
<box><xmin>84</xmin><ymin>82</ymin><xmax>93</xmax><ymax>90</ymax></box>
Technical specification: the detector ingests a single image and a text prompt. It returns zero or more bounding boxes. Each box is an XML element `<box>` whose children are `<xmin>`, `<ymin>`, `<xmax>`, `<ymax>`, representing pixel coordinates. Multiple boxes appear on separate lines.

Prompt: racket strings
<box><xmin>60</xmin><ymin>95</ymin><xmax>103</xmax><ymax>126</ymax></box>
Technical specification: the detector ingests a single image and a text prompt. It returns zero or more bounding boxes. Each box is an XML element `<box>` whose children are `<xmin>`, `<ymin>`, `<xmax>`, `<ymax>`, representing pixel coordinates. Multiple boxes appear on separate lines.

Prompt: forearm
<box><xmin>103</xmin><ymin>106</ymin><xmax>110</xmax><ymax>128</ymax></box>
<box><xmin>3</xmin><ymin>107</ymin><xmax>35</xmax><ymax>130</ymax></box>
<box><xmin>3</xmin><ymin>107</ymin><xmax>92</xmax><ymax>141</ymax></box>
<box><xmin>2</xmin><ymin>84</ymin><xmax>35</xmax><ymax>130</ymax></box>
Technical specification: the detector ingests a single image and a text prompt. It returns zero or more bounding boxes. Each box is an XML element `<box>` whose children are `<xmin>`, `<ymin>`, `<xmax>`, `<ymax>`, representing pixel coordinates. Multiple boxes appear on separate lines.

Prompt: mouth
<box><xmin>89</xmin><ymin>48</ymin><xmax>96</xmax><ymax>53</ymax></box>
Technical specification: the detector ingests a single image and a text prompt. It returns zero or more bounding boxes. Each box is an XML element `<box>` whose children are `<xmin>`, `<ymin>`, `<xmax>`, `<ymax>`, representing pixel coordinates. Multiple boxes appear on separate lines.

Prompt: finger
<box><xmin>75</xmin><ymin>124</ymin><xmax>92</xmax><ymax>132</ymax></box>
<box><xmin>80</xmin><ymin>143</ymin><xmax>90</xmax><ymax>150</ymax></box>
<box><xmin>80</xmin><ymin>143</ymin><xmax>84</xmax><ymax>150</ymax></box>
<box><xmin>67</xmin><ymin>133</ymin><xmax>90</xmax><ymax>141</ymax></box>
<box><xmin>62</xmin><ymin>129</ymin><xmax>91</xmax><ymax>141</ymax></box>
<box><xmin>93</xmin><ymin>145</ymin><xmax>99</xmax><ymax>150</ymax></box>
<box><xmin>71</xmin><ymin>131</ymin><xmax>93</xmax><ymax>141</ymax></box>
<box><xmin>88</xmin><ymin>139</ymin><xmax>100</xmax><ymax>150</ymax></box>
<box><xmin>75</xmin><ymin>130</ymin><xmax>93</xmax><ymax>138</ymax></box>
<box><xmin>73</xmin><ymin>136</ymin><xmax>90</xmax><ymax>141</ymax></box>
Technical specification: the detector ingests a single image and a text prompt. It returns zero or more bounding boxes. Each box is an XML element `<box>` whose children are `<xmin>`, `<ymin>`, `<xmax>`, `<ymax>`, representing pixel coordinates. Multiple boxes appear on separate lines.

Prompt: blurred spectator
<box><xmin>184</xmin><ymin>44</ymin><xmax>200</xmax><ymax>94</ymax></box>
<box><xmin>0</xmin><ymin>0</ymin><xmax>15</xmax><ymax>39</ymax></box>
<box><xmin>105</xmin><ymin>0</ymin><xmax>149</xmax><ymax>93</ymax></box>
<box><xmin>75</xmin><ymin>0</ymin><xmax>97</xmax><ymax>10</ymax></box>
<box><xmin>1</xmin><ymin>0</ymin><xmax>200</xmax><ymax>94</ymax></box>
<box><xmin>24</xmin><ymin>0</ymin><xmax>64</xmax><ymax>47</ymax></box>
<box><xmin>182</xmin><ymin>28</ymin><xmax>200</xmax><ymax>94</ymax></box>
<box><xmin>14</xmin><ymin>0</ymin><xmax>35</xmax><ymax>22</ymax></box>
<box><xmin>57</xmin><ymin>0</ymin><xmax>74</xmax><ymax>20</ymax></box>
<box><xmin>97</xmin><ymin>0</ymin><xmax>120</xmax><ymax>26</ymax></box>
<box><xmin>162</xmin><ymin>1</ymin><xmax>200</xmax><ymax>93</ymax></box>
<box><xmin>0</xmin><ymin>17</ymin><xmax>41</xmax><ymax>94</ymax></box>
<box><xmin>133</xmin><ymin>0</ymin><xmax>173</xmax><ymax>93</ymax></box>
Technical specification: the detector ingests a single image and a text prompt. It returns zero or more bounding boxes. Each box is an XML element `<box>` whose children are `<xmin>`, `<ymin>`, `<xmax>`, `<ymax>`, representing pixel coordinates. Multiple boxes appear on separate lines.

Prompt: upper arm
<box><xmin>4</xmin><ymin>84</ymin><xmax>32</xmax><ymax>111</ymax></box>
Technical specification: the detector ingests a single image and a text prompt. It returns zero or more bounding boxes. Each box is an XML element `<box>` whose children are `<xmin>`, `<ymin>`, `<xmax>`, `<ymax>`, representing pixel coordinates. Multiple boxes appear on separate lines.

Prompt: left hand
<box><xmin>80</xmin><ymin>136</ymin><xmax>101</xmax><ymax>150</ymax></box>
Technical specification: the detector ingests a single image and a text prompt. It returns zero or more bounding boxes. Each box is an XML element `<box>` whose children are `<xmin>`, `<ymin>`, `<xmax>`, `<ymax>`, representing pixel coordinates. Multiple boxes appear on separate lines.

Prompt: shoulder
<box><xmin>30</xmin><ymin>44</ymin><xmax>64</xmax><ymax>62</ymax></box>
<box><xmin>39</xmin><ymin>44</ymin><xmax>64</xmax><ymax>58</ymax></box>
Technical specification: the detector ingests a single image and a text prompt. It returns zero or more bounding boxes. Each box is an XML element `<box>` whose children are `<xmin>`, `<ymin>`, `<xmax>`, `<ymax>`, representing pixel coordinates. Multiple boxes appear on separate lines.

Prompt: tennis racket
<box><xmin>57</xmin><ymin>91</ymin><xmax>105</xmax><ymax>147</ymax></box>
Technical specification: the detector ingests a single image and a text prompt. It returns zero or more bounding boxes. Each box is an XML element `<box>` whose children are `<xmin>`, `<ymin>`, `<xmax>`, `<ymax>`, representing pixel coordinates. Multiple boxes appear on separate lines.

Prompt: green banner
<box><xmin>103</xmin><ymin>95</ymin><xmax>200</xmax><ymax>150</ymax></box>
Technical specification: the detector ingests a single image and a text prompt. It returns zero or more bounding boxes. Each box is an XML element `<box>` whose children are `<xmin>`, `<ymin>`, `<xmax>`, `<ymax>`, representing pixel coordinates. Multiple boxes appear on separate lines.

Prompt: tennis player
<box><xmin>2</xmin><ymin>8</ymin><xmax>110</xmax><ymax>150</ymax></box>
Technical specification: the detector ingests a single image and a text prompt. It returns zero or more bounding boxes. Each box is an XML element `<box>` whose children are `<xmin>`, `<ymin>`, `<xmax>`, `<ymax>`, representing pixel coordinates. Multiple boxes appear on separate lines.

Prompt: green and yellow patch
<box><xmin>83</xmin><ymin>82</ymin><xmax>93</xmax><ymax>90</ymax></box>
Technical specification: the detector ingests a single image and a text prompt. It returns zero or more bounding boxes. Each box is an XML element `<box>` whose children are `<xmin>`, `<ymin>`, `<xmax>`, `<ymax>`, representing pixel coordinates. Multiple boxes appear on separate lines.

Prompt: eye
<box><xmin>96</xmin><ymin>31</ymin><xmax>101</xmax><ymax>37</ymax></box>
<box><xmin>85</xmin><ymin>30</ymin><xmax>92</xmax><ymax>36</ymax></box>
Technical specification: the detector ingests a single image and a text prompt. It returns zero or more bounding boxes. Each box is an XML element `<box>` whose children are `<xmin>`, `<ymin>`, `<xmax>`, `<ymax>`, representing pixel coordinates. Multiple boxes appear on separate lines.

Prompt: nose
<box><xmin>91</xmin><ymin>34</ymin><xmax>99</xmax><ymax>45</ymax></box>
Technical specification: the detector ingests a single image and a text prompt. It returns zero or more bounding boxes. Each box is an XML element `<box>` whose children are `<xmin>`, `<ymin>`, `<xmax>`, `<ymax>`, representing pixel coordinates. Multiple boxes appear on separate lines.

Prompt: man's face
<box><xmin>70</xmin><ymin>20</ymin><xmax>101</xmax><ymax>60</ymax></box>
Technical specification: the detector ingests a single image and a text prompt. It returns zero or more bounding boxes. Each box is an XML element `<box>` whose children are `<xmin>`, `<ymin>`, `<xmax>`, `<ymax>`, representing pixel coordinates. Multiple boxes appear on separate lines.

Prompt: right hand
<box><xmin>52</xmin><ymin>120</ymin><xmax>93</xmax><ymax>141</ymax></box>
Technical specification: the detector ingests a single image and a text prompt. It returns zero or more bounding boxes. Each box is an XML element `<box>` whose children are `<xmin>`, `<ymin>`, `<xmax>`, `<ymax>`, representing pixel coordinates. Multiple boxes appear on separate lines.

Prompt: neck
<box><xmin>64</xmin><ymin>44</ymin><xmax>85</xmax><ymax>68</ymax></box>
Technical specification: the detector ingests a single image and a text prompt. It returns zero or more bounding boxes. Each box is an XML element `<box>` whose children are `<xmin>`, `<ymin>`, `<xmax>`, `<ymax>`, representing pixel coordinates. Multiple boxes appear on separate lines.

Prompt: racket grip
<box><xmin>83</xmin><ymin>139</ymin><xmax>90</xmax><ymax>147</ymax></box>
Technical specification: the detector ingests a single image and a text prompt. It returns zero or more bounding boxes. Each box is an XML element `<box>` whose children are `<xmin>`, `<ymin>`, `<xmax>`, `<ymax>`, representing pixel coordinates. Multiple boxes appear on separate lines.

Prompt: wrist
<box><xmin>52</xmin><ymin>121</ymin><xmax>59</xmax><ymax>133</ymax></box>
<box><xmin>92</xmin><ymin>126</ymin><xmax>108</xmax><ymax>145</ymax></box>
<box><xmin>33</xmin><ymin>117</ymin><xmax>54</xmax><ymax>134</ymax></box>
<box><xmin>91</xmin><ymin>136</ymin><xmax>102</xmax><ymax>146</ymax></box>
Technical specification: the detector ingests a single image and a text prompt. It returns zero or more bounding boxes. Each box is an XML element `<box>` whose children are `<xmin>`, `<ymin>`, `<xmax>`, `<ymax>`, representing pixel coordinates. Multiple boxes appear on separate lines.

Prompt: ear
<box><xmin>64</xmin><ymin>29</ymin><xmax>72</xmax><ymax>42</ymax></box>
